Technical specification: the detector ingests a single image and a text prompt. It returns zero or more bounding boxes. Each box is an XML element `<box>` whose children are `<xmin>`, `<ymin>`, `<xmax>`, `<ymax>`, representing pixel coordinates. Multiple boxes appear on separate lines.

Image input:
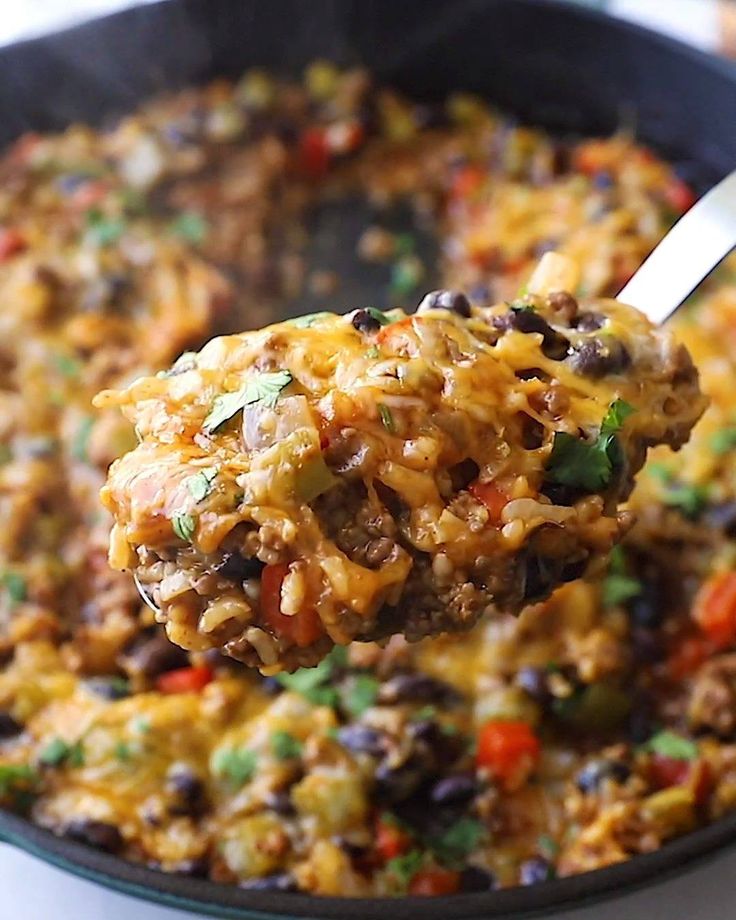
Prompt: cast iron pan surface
<box><xmin>2</xmin><ymin>1</ymin><xmax>736</xmax><ymax>916</ymax></box>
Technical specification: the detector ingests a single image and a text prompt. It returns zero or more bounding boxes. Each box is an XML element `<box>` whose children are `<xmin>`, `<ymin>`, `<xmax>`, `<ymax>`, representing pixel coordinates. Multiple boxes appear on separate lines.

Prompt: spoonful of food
<box><xmin>96</xmin><ymin>171</ymin><xmax>736</xmax><ymax>673</ymax></box>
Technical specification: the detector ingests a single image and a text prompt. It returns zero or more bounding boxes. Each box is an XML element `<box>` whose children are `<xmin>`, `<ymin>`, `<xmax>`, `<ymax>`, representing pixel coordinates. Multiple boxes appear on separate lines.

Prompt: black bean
<box><xmin>574</xmin><ymin>311</ymin><xmax>605</xmax><ymax>332</ymax></box>
<box><xmin>123</xmin><ymin>632</ymin><xmax>188</xmax><ymax>678</ymax></box>
<box><xmin>560</xmin><ymin>557</ymin><xmax>588</xmax><ymax>584</ymax></box>
<box><xmin>350</xmin><ymin>308</ymin><xmax>382</xmax><ymax>334</ymax></box>
<box><xmin>448</xmin><ymin>458</ymin><xmax>480</xmax><ymax>492</ymax></box>
<box><xmin>515</xmin><ymin>367</ymin><xmax>550</xmax><ymax>381</ymax></box>
<box><xmin>516</xmin><ymin>667</ymin><xmax>551</xmax><ymax>704</ymax></box>
<box><xmin>576</xmin><ymin>758</ymin><xmax>631</xmax><ymax>793</ymax></box>
<box><xmin>429</xmin><ymin>773</ymin><xmax>478</xmax><ymax>806</ymax></box>
<box><xmin>519</xmin><ymin>856</ymin><xmax>555</xmax><ymax>886</ymax></box>
<box><xmin>378</xmin><ymin>673</ymin><xmax>460</xmax><ymax>706</ymax></box>
<box><xmin>497</xmin><ymin>307</ymin><xmax>570</xmax><ymax>360</ymax></box>
<box><xmin>214</xmin><ymin>552</ymin><xmax>264</xmax><ymax>581</ymax></box>
<box><xmin>460</xmin><ymin>866</ymin><xmax>497</xmax><ymax>892</ymax></box>
<box><xmin>593</xmin><ymin>171</ymin><xmax>614</xmax><ymax>190</ymax></box>
<box><xmin>260</xmin><ymin>676</ymin><xmax>284</xmax><ymax>696</ymax></box>
<box><xmin>166</xmin><ymin>765</ymin><xmax>205</xmax><ymax>816</ymax></box>
<box><xmin>540</xmin><ymin>480</ymin><xmax>579</xmax><ymax>506</ymax></box>
<box><xmin>64</xmin><ymin>819</ymin><xmax>124</xmax><ymax>853</ymax></box>
<box><xmin>705</xmin><ymin>502</ymin><xmax>736</xmax><ymax>537</ymax></box>
<box><xmin>522</xmin><ymin>555</ymin><xmax>556</xmax><ymax>603</ymax></box>
<box><xmin>264</xmin><ymin>789</ymin><xmax>296</xmax><ymax>817</ymax></box>
<box><xmin>83</xmin><ymin>677</ymin><xmax>130</xmax><ymax>701</ymax></box>
<box><xmin>0</xmin><ymin>711</ymin><xmax>22</xmax><ymax>739</ymax></box>
<box><xmin>333</xmin><ymin>835</ymin><xmax>369</xmax><ymax>859</ymax></box>
<box><xmin>374</xmin><ymin>754</ymin><xmax>430</xmax><ymax>803</ymax></box>
<box><xmin>631</xmin><ymin>627</ymin><xmax>664</xmax><ymax>664</ymax></box>
<box><xmin>408</xmin><ymin>719</ymin><xmax>466</xmax><ymax>765</ymax></box>
<box><xmin>569</xmin><ymin>336</ymin><xmax>630</xmax><ymax>378</ymax></box>
<box><xmin>546</xmin><ymin>290</ymin><xmax>579</xmax><ymax>324</ymax></box>
<box><xmin>627</xmin><ymin>582</ymin><xmax>663</xmax><ymax>629</ymax></box>
<box><xmin>336</xmin><ymin>724</ymin><xmax>386</xmax><ymax>757</ymax></box>
<box><xmin>240</xmin><ymin>873</ymin><xmax>298</xmax><ymax>892</ymax></box>
<box><xmin>417</xmin><ymin>289</ymin><xmax>472</xmax><ymax>318</ymax></box>
<box><xmin>520</xmin><ymin>413</ymin><xmax>545</xmax><ymax>450</ymax></box>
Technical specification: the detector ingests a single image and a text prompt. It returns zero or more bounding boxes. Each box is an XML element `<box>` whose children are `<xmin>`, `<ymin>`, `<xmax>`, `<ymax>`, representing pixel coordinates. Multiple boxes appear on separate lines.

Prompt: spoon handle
<box><xmin>618</xmin><ymin>169</ymin><xmax>736</xmax><ymax>324</ymax></box>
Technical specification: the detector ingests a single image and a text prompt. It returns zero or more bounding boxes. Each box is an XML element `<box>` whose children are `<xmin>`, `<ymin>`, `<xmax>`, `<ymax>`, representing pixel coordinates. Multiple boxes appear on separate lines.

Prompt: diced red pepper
<box><xmin>0</xmin><ymin>228</ymin><xmax>26</xmax><ymax>262</ymax></box>
<box><xmin>298</xmin><ymin>128</ymin><xmax>330</xmax><ymax>179</ymax></box>
<box><xmin>468</xmin><ymin>480</ymin><xmax>508</xmax><ymax>524</ymax></box>
<box><xmin>667</xmin><ymin>632</ymin><xmax>713</xmax><ymax>681</ymax></box>
<box><xmin>261</xmin><ymin>562</ymin><xmax>324</xmax><ymax>648</ymax></box>
<box><xmin>692</xmin><ymin>571</ymin><xmax>736</xmax><ymax>650</ymax></box>
<box><xmin>450</xmin><ymin>165</ymin><xmax>486</xmax><ymax>200</ymax></box>
<box><xmin>375</xmin><ymin>814</ymin><xmax>411</xmax><ymax>861</ymax></box>
<box><xmin>409</xmin><ymin>867</ymin><xmax>461</xmax><ymax>896</ymax></box>
<box><xmin>573</xmin><ymin>140</ymin><xmax>613</xmax><ymax>176</ymax></box>
<box><xmin>649</xmin><ymin>754</ymin><xmax>690</xmax><ymax>790</ymax></box>
<box><xmin>156</xmin><ymin>665</ymin><xmax>213</xmax><ymax>694</ymax></box>
<box><xmin>663</xmin><ymin>177</ymin><xmax>696</xmax><ymax>214</ymax></box>
<box><xmin>476</xmin><ymin>720</ymin><xmax>540</xmax><ymax>784</ymax></box>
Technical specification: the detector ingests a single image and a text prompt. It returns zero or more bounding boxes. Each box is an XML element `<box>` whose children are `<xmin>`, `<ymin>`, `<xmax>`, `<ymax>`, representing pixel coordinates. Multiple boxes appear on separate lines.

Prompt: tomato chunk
<box><xmin>693</xmin><ymin>571</ymin><xmax>736</xmax><ymax>649</ymax></box>
<box><xmin>261</xmin><ymin>562</ymin><xmax>324</xmax><ymax>648</ymax></box>
<box><xmin>409</xmin><ymin>867</ymin><xmax>461</xmax><ymax>896</ymax></box>
<box><xmin>156</xmin><ymin>665</ymin><xmax>213</xmax><ymax>694</ymax></box>
<box><xmin>0</xmin><ymin>228</ymin><xmax>26</xmax><ymax>262</ymax></box>
<box><xmin>476</xmin><ymin>720</ymin><xmax>540</xmax><ymax>785</ymax></box>
<box><xmin>667</xmin><ymin>632</ymin><xmax>713</xmax><ymax>681</ymax></box>
<box><xmin>298</xmin><ymin>128</ymin><xmax>330</xmax><ymax>179</ymax></box>
<box><xmin>375</xmin><ymin>814</ymin><xmax>411</xmax><ymax>861</ymax></box>
<box><xmin>468</xmin><ymin>480</ymin><xmax>508</xmax><ymax>523</ymax></box>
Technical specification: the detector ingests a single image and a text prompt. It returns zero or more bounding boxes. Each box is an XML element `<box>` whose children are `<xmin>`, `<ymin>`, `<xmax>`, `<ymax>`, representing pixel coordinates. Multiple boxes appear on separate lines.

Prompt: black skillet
<box><xmin>2</xmin><ymin>0</ymin><xmax>736</xmax><ymax>916</ymax></box>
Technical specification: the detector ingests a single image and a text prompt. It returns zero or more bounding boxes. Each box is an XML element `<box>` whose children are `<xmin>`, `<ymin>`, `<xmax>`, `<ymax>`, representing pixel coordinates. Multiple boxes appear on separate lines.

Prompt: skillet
<box><xmin>2</xmin><ymin>0</ymin><xmax>736</xmax><ymax>916</ymax></box>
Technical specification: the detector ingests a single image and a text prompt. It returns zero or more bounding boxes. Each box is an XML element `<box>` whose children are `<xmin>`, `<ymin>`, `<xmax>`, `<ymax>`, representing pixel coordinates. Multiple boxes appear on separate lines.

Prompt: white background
<box><xmin>0</xmin><ymin>0</ymin><xmax>732</xmax><ymax>918</ymax></box>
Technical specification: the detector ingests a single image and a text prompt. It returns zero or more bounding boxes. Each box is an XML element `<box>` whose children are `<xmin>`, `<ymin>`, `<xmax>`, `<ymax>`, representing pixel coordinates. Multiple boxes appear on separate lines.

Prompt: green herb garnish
<box><xmin>363</xmin><ymin>307</ymin><xmax>394</xmax><ymax>327</ymax></box>
<box><xmin>114</xmin><ymin>741</ymin><xmax>133</xmax><ymax>763</ymax></box>
<box><xmin>172</xmin><ymin>513</ymin><xmax>196</xmax><ymax>542</ymax></box>
<box><xmin>203</xmin><ymin>370</ymin><xmax>292</xmax><ymax>433</ymax></box>
<box><xmin>365</xmin><ymin>345</ymin><xmax>380</xmax><ymax>359</ymax></box>
<box><xmin>2</xmin><ymin>572</ymin><xmax>27</xmax><ymax>607</ymax></box>
<box><xmin>428</xmin><ymin>817</ymin><xmax>487</xmax><ymax>867</ymax></box>
<box><xmin>711</xmin><ymin>427</ymin><xmax>736</xmax><ymax>455</ymax></box>
<box><xmin>385</xmin><ymin>850</ymin><xmax>424</xmax><ymax>887</ymax></box>
<box><xmin>169</xmin><ymin>211</ymin><xmax>208</xmax><ymax>245</ymax></box>
<box><xmin>0</xmin><ymin>764</ymin><xmax>38</xmax><ymax>797</ymax></box>
<box><xmin>186</xmin><ymin>468</ymin><xmax>218</xmax><ymax>503</ymax></box>
<box><xmin>545</xmin><ymin>399</ymin><xmax>635</xmax><ymax>492</ymax></box>
<box><xmin>270</xmin><ymin>730</ymin><xmax>303</xmax><ymax>761</ymax></box>
<box><xmin>648</xmin><ymin>466</ymin><xmax>709</xmax><ymax>519</ymax></box>
<box><xmin>602</xmin><ymin>546</ymin><xmax>642</xmax><ymax>607</ymax></box>
<box><xmin>276</xmin><ymin>645</ymin><xmax>346</xmax><ymax>706</ymax></box>
<box><xmin>342</xmin><ymin>674</ymin><xmax>379</xmax><ymax>717</ymax></box>
<box><xmin>212</xmin><ymin>746</ymin><xmax>257</xmax><ymax>785</ymax></box>
<box><xmin>378</xmin><ymin>403</ymin><xmax>396</xmax><ymax>433</ymax></box>
<box><xmin>285</xmin><ymin>312</ymin><xmax>334</xmax><ymax>328</ymax></box>
<box><xmin>537</xmin><ymin>833</ymin><xmax>560</xmax><ymax>860</ymax></box>
<box><xmin>54</xmin><ymin>354</ymin><xmax>82</xmax><ymax>378</ymax></box>
<box><xmin>642</xmin><ymin>730</ymin><xmax>698</xmax><ymax>761</ymax></box>
<box><xmin>85</xmin><ymin>209</ymin><xmax>126</xmax><ymax>246</ymax></box>
<box><xmin>39</xmin><ymin>738</ymin><xmax>85</xmax><ymax>768</ymax></box>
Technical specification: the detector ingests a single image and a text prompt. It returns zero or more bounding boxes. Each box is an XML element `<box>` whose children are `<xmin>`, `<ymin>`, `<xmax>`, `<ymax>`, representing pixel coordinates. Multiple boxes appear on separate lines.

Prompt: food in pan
<box><xmin>0</xmin><ymin>64</ymin><xmax>732</xmax><ymax>896</ymax></box>
<box><xmin>96</xmin><ymin>253</ymin><xmax>704</xmax><ymax>671</ymax></box>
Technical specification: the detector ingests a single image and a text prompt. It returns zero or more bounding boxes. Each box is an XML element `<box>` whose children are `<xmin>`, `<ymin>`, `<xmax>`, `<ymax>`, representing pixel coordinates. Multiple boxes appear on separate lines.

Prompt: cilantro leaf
<box><xmin>85</xmin><ymin>209</ymin><xmax>126</xmax><ymax>246</ymax></box>
<box><xmin>186</xmin><ymin>468</ymin><xmax>218</xmax><ymax>503</ymax></box>
<box><xmin>114</xmin><ymin>741</ymin><xmax>133</xmax><ymax>763</ymax></box>
<box><xmin>169</xmin><ymin>211</ymin><xmax>208</xmax><ymax>245</ymax></box>
<box><xmin>602</xmin><ymin>574</ymin><xmax>642</xmax><ymax>607</ymax></box>
<box><xmin>0</xmin><ymin>764</ymin><xmax>38</xmax><ymax>798</ymax></box>
<box><xmin>377</xmin><ymin>403</ymin><xmax>396</xmax><ymax>433</ymax></box>
<box><xmin>212</xmin><ymin>746</ymin><xmax>257</xmax><ymax>785</ymax></box>
<box><xmin>276</xmin><ymin>645</ymin><xmax>345</xmax><ymax>706</ymax></box>
<box><xmin>203</xmin><ymin>370</ymin><xmax>292</xmax><ymax>433</ymax></box>
<box><xmin>711</xmin><ymin>426</ymin><xmax>736</xmax><ymax>455</ymax></box>
<box><xmin>643</xmin><ymin>730</ymin><xmax>698</xmax><ymax>761</ymax></box>
<box><xmin>428</xmin><ymin>817</ymin><xmax>488</xmax><ymax>867</ymax></box>
<box><xmin>172</xmin><ymin>513</ymin><xmax>196</xmax><ymax>542</ymax></box>
<box><xmin>55</xmin><ymin>353</ymin><xmax>82</xmax><ymax>378</ymax></box>
<box><xmin>363</xmin><ymin>307</ymin><xmax>393</xmax><ymax>327</ymax></box>
<box><xmin>385</xmin><ymin>850</ymin><xmax>424</xmax><ymax>888</ymax></box>
<box><xmin>545</xmin><ymin>399</ymin><xmax>635</xmax><ymax>492</ymax></box>
<box><xmin>270</xmin><ymin>730</ymin><xmax>303</xmax><ymax>760</ymax></box>
<box><xmin>285</xmin><ymin>312</ymin><xmax>334</xmax><ymax>328</ymax></box>
<box><xmin>342</xmin><ymin>674</ymin><xmax>379</xmax><ymax>717</ymax></box>
<box><xmin>39</xmin><ymin>738</ymin><xmax>85</xmax><ymax>768</ymax></box>
<box><xmin>648</xmin><ymin>466</ymin><xmax>709</xmax><ymax>519</ymax></box>
<box><xmin>71</xmin><ymin>416</ymin><xmax>95</xmax><ymax>463</ymax></box>
<box><xmin>2</xmin><ymin>572</ymin><xmax>27</xmax><ymax>607</ymax></box>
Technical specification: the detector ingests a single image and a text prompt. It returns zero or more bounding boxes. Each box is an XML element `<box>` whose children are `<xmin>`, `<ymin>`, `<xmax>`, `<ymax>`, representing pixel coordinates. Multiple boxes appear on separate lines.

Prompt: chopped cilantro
<box><xmin>377</xmin><ymin>403</ymin><xmax>396</xmax><ymax>433</ymax></box>
<box><xmin>169</xmin><ymin>211</ymin><xmax>208</xmax><ymax>245</ymax></box>
<box><xmin>429</xmin><ymin>817</ymin><xmax>487</xmax><ymax>867</ymax></box>
<box><xmin>85</xmin><ymin>209</ymin><xmax>126</xmax><ymax>246</ymax></box>
<box><xmin>711</xmin><ymin>426</ymin><xmax>736</xmax><ymax>455</ymax></box>
<box><xmin>363</xmin><ymin>307</ymin><xmax>393</xmax><ymax>327</ymax></box>
<box><xmin>276</xmin><ymin>645</ymin><xmax>345</xmax><ymax>706</ymax></box>
<box><xmin>385</xmin><ymin>850</ymin><xmax>424</xmax><ymax>887</ymax></box>
<box><xmin>602</xmin><ymin>547</ymin><xmax>641</xmax><ymax>607</ymax></box>
<box><xmin>0</xmin><ymin>764</ymin><xmax>37</xmax><ymax>798</ymax></box>
<box><xmin>270</xmin><ymin>730</ymin><xmax>303</xmax><ymax>760</ymax></box>
<box><xmin>2</xmin><ymin>572</ymin><xmax>27</xmax><ymax>607</ymax></box>
<box><xmin>285</xmin><ymin>312</ymin><xmax>334</xmax><ymax>328</ymax></box>
<box><xmin>648</xmin><ymin>466</ymin><xmax>709</xmax><ymax>518</ymax></box>
<box><xmin>114</xmin><ymin>741</ymin><xmax>133</xmax><ymax>763</ymax></box>
<box><xmin>39</xmin><ymin>738</ymin><xmax>85</xmax><ymax>768</ymax></box>
<box><xmin>71</xmin><ymin>416</ymin><xmax>95</xmax><ymax>463</ymax></box>
<box><xmin>643</xmin><ymin>730</ymin><xmax>698</xmax><ymax>761</ymax></box>
<box><xmin>131</xmin><ymin>715</ymin><xmax>151</xmax><ymax>735</ymax></box>
<box><xmin>342</xmin><ymin>674</ymin><xmax>379</xmax><ymax>717</ymax></box>
<box><xmin>203</xmin><ymin>370</ymin><xmax>292</xmax><ymax>433</ymax></box>
<box><xmin>172</xmin><ymin>513</ymin><xmax>196</xmax><ymax>542</ymax></box>
<box><xmin>212</xmin><ymin>746</ymin><xmax>257</xmax><ymax>785</ymax></box>
<box><xmin>537</xmin><ymin>833</ymin><xmax>560</xmax><ymax>860</ymax></box>
<box><xmin>186</xmin><ymin>468</ymin><xmax>218</xmax><ymax>503</ymax></box>
<box><xmin>545</xmin><ymin>399</ymin><xmax>635</xmax><ymax>492</ymax></box>
<box><xmin>412</xmin><ymin>705</ymin><xmax>438</xmax><ymax>722</ymax></box>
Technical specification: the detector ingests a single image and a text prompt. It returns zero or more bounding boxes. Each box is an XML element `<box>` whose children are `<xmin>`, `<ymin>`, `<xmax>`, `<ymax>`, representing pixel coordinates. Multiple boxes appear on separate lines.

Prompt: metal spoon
<box><xmin>619</xmin><ymin>168</ymin><xmax>736</xmax><ymax>322</ymax></box>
